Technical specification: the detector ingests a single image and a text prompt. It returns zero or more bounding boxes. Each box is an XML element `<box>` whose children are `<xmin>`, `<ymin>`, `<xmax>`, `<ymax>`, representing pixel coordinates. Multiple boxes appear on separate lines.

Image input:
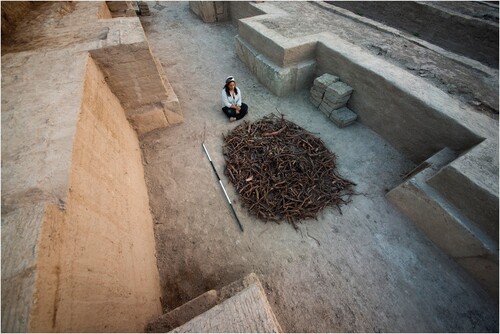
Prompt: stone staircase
<box><xmin>146</xmin><ymin>273</ymin><xmax>282</xmax><ymax>333</ymax></box>
<box><xmin>387</xmin><ymin>143</ymin><xmax>499</xmax><ymax>295</ymax></box>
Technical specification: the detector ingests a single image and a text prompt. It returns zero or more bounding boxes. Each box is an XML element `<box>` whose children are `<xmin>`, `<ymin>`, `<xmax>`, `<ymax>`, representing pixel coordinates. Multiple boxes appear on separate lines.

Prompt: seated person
<box><xmin>221</xmin><ymin>76</ymin><xmax>248</xmax><ymax>122</ymax></box>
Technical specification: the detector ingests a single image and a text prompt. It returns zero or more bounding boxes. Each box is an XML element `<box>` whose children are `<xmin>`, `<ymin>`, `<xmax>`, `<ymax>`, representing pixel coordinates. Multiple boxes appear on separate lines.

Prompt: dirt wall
<box><xmin>29</xmin><ymin>55</ymin><xmax>162</xmax><ymax>332</ymax></box>
<box><xmin>1</xmin><ymin>1</ymin><xmax>35</xmax><ymax>40</ymax></box>
<box><xmin>329</xmin><ymin>1</ymin><xmax>499</xmax><ymax>68</ymax></box>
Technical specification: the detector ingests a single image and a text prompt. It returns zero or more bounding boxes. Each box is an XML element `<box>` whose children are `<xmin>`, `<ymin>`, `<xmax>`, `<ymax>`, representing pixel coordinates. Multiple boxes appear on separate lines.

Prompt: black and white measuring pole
<box><xmin>202</xmin><ymin>143</ymin><xmax>244</xmax><ymax>232</ymax></box>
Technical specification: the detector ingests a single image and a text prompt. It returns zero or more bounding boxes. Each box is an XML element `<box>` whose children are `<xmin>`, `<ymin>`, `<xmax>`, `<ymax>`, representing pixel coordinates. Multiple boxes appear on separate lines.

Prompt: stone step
<box><xmin>387</xmin><ymin>147</ymin><xmax>499</xmax><ymax>295</ymax></box>
<box><xmin>145</xmin><ymin>290</ymin><xmax>218</xmax><ymax>333</ymax></box>
<box><xmin>146</xmin><ymin>273</ymin><xmax>282</xmax><ymax>333</ymax></box>
<box><xmin>427</xmin><ymin>138</ymin><xmax>499</xmax><ymax>243</ymax></box>
<box><xmin>170</xmin><ymin>277</ymin><xmax>282</xmax><ymax>333</ymax></box>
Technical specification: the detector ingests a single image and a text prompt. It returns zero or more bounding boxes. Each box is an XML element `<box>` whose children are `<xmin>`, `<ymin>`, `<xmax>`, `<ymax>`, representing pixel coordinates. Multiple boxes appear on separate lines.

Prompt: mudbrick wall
<box><xmin>1</xmin><ymin>1</ymin><xmax>178</xmax><ymax>331</ymax></box>
<box><xmin>28</xmin><ymin>55</ymin><xmax>162</xmax><ymax>332</ymax></box>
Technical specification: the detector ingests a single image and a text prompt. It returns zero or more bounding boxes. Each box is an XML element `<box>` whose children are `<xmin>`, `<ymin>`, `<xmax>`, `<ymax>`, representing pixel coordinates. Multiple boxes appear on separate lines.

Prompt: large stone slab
<box><xmin>170</xmin><ymin>282</ymin><xmax>282</xmax><ymax>333</ymax></box>
<box><xmin>325</xmin><ymin>81</ymin><xmax>353</xmax><ymax>99</ymax></box>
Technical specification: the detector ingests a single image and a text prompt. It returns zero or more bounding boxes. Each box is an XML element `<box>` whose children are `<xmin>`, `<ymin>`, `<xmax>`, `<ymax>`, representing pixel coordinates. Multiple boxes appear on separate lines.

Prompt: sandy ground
<box><xmin>139</xmin><ymin>2</ymin><xmax>498</xmax><ymax>332</ymax></box>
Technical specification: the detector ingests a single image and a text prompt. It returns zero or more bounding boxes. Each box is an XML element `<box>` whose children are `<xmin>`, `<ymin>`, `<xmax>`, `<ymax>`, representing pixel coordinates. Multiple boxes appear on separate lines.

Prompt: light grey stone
<box><xmin>319</xmin><ymin>102</ymin><xmax>333</xmax><ymax>116</ymax></box>
<box><xmin>310</xmin><ymin>89</ymin><xmax>323</xmax><ymax>99</ymax></box>
<box><xmin>310</xmin><ymin>86</ymin><xmax>324</xmax><ymax>94</ymax></box>
<box><xmin>322</xmin><ymin>93</ymin><xmax>350</xmax><ymax>109</ymax></box>
<box><xmin>329</xmin><ymin>107</ymin><xmax>357</xmax><ymax>127</ymax></box>
<box><xmin>322</xmin><ymin>95</ymin><xmax>349</xmax><ymax>110</ymax></box>
<box><xmin>325</xmin><ymin>81</ymin><xmax>353</xmax><ymax>99</ymax></box>
<box><xmin>309</xmin><ymin>96</ymin><xmax>322</xmax><ymax>107</ymax></box>
<box><xmin>313</xmin><ymin>73</ymin><xmax>339</xmax><ymax>90</ymax></box>
<box><xmin>236</xmin><ymin>35</ymin><xmax>315</xmax><ymax>97</ymax></box>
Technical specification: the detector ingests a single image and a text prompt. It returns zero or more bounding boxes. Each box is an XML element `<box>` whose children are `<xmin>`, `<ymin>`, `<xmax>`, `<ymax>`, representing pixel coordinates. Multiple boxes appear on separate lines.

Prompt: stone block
<box><xmin>325</xmin><ymin>81</ymin><xmax>353</xmax><ymax>99</ymax></box>
<box><xmin>235</xmin><ymin>35</ymin><xmax>258</xmax><ymax>74</ymax></box>
<box><xmin>322</xmin><ymin>93</ymin><xmax>350</xmax><ymax>110</ymax></box>
<box><xmin>319</xmin><ymin>102</ymin><xmax>334</xmax><ymax>117</ymax></box>
<box><xmin>329</xmin><ymin>107</ymin><xmax>357</xmax><ymax>128</ymax></box>
<box><xmin>236</xmin><ymin>35</ymin><xmax>294</xmax><ymax>97</ymax></box>
<box><xmin>310</xmin><ymin>86</ymin><xmax>324</xmax><ymax>96</ymax></box>
<box><xmin>310</xmin><ymin>89</ymin><xmax>323</xmax><ymax>100</ymax></box>
<box><xmin>294</xmin><ymin>59</ymin><xmax>316</xmax><ymax>91</ymax></box>
<box><xmin>313</xmin><ymin>73</ymin><xmax>339</xmax><ymax>90</ymax></box>
<box><xmin>255</xmin><ymin>54</ymin><xmax>294</xmax><ymax>97</ymax></box>
<box><xmin>324</xmin><ymin>91</ymin><xmax>350</xmax><ymax>104</ymax></box>
<box><xmin>309</xmin><ymin>96</ymin><xmax>322</xmax><ymax>108</ymax></box>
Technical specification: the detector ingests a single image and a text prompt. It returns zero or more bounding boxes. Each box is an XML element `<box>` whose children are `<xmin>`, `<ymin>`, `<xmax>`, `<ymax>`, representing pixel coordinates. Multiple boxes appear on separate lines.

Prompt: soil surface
<box><xmin>140</xmin><ymin>2</ymin><xmax>498</xmax><ymax>332</ymax></box>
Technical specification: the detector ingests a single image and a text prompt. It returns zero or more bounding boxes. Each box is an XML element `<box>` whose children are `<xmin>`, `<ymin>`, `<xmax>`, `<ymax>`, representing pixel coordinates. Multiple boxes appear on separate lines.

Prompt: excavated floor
<box><xmin>139</xmin><ymin>2</ymin><xmax>498</xmax><ymax>332</ymax></box>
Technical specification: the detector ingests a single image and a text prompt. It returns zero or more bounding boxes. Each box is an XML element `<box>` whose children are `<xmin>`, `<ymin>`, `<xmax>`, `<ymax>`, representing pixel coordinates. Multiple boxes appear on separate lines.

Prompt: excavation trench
<box><xmin>139</xmin><ymin>2</ymin><xmax>498</xmax><ymax>332</ymax></box>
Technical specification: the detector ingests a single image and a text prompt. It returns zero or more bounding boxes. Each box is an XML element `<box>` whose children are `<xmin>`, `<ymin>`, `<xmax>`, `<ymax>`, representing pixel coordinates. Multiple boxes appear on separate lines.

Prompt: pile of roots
<box><xmin>223</xmin><ymin>114</ymin><xmax>355</xmax><ymax>228</ymax></box>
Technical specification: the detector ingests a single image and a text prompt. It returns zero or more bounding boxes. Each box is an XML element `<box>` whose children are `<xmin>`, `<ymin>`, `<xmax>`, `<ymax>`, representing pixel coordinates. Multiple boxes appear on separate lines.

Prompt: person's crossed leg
<box><xmin>222</xmin><ymin>103</ymin><xmax>248</xmax><ymax>122</ymax></box>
